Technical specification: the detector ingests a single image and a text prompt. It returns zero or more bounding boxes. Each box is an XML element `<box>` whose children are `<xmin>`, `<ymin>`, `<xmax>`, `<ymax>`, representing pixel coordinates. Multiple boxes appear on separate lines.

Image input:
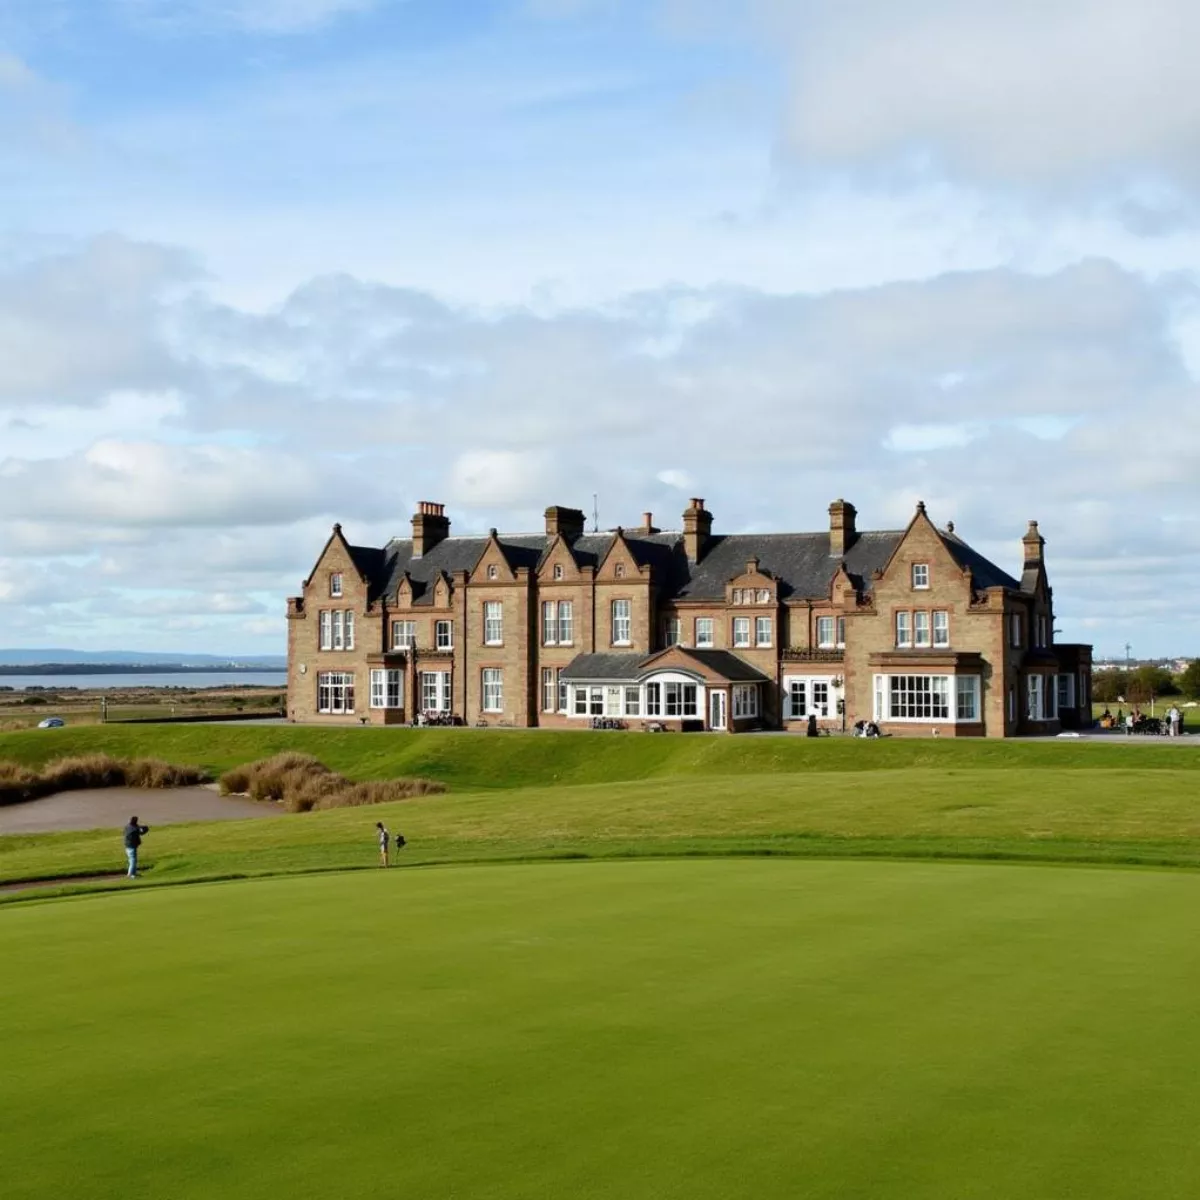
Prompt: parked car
<box><xmin>37</xmin><ymin>716</ymin><xmax>65</xmax><ymax>729</ymax></box>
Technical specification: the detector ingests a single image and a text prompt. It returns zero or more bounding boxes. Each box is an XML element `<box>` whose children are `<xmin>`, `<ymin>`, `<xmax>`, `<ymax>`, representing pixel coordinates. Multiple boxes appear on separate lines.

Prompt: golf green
<box><xmin>4</xmin><ymin>859</ymin><xmax>1200</xmax><ymax>1199</ymax></box>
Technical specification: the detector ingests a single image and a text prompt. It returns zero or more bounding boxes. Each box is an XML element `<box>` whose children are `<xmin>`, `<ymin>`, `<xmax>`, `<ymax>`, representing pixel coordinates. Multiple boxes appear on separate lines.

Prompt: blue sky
<box><xmin>1</xmin><ymin>0</ymin><xmax>1199</xmax><ymax>657</ymax></box>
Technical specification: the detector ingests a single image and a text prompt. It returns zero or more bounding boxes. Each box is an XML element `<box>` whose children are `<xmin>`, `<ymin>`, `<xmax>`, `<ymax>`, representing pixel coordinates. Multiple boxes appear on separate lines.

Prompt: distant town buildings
<box><xmin>287</xmin><ymin>498</ymin><xmax>1093</xmax><ymax>737</ymax></box>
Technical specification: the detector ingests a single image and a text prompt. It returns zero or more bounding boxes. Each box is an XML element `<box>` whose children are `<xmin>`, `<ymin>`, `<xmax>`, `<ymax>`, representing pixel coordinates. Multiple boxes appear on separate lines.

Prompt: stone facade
<box><xmin>287</xmin><ymin>499</ymin><xmax>1092</xmax><ymax>736</ymax></box>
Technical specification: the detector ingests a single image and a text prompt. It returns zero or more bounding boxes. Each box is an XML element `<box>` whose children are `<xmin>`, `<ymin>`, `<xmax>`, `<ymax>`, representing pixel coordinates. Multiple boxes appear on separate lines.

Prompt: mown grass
<box><xmin>3</xmin><ymin>723</ymin><xmax>1200</xmax><ymax>791</ymax></box>
<box><xmin>7</xmin><ymin>861</ymin><xmax>1200</xmax><ymax>1199</ymax></box>
<box><xmin>5</xmin><ymin>765</ymin><xmax>1200</xmax><ymax>900</ymax></box>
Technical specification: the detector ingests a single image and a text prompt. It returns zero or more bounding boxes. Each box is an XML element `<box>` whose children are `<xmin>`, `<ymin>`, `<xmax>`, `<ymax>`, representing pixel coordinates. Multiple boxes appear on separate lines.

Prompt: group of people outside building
<box><xmin>1102</xmin><ymin>706</ymin><xmax>1187</xmax><ymax>736</ymax></box>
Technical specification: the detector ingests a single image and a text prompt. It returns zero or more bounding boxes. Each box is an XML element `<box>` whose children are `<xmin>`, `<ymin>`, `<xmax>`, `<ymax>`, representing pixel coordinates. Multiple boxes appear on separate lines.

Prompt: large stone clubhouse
<box><xmin>287</xmin><ymin>498</ymin><xmax>1093</xmax><ymax>737</ymax></box>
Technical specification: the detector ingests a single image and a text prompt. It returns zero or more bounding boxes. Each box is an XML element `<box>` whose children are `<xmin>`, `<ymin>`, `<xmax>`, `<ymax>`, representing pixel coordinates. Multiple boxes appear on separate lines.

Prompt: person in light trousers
<box><xmin>122</xmin><ymin>816</ymin><xmax>149</xmax><ymax>878</ymax></box>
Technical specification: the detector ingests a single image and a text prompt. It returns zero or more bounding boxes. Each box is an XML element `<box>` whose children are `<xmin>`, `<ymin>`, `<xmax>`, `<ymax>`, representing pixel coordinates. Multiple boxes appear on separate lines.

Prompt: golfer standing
<box><xmin>376</xmin><ymin>821</ymin><xmax>391</xmax><ymax>868</ymax></box>
<box><xmin>123</xmin><ymin>816</ymin><xmax>149</xmax><ymax>878</ymax></box>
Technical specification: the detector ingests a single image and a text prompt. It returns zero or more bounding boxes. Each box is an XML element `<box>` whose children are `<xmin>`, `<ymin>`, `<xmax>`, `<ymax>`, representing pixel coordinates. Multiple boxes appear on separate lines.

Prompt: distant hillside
<box><xmin>0</xmin><ymin>649</ymin><xmax>286</xmax><ymax>669</ymax></box>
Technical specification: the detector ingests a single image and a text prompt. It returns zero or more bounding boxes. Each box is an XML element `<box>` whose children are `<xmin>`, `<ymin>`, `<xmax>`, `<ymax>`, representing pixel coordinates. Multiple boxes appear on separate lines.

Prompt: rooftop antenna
<box><xmin>592</xmin><ymin>493</ymin><xmax>599</xmax><ymax>534</ymax></box>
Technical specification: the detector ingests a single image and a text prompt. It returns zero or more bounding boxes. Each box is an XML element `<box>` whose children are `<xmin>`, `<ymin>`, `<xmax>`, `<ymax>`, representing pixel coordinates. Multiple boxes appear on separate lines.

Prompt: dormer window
<box><xmin>912</xmin><ymin>564</ymin><xmax>930</xmax><ymax>590</ymax></box>
<box><xmin>615</xmin><ymin>563</ymin><xmax>625</xmax><ymax>579</ymax></box>
<box><xmin>487</xmin><ymin>564</ymin><xmax>498</xmax><ymax>580</ymax></box>
<box><xmin>330</xmin><ymin>573</ymin><xmax>343</xmax><ymax>597</ymax></box>
<box><xmin>553</xmin><ymin>564</ymin><xmax>564</xmax><ymax>580</ymax></box>
<box><xmin>756</xmin><ymin>589</ymin><xmax>770</xmax><ymax>604</ymax></box>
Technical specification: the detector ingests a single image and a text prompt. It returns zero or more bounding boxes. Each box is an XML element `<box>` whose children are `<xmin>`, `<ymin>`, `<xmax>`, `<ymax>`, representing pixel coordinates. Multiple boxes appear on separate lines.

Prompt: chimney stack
<box><xmin>829</xmin><ymin>499</ymin><xmax>858</xmax><ymax>557</ymax></box>
<box><xmin>641</xmin><ymin>511</ymin><xmax>659</xmax><ymax>535</ymax></box>
<box><xmin>544</xmin><ymin>506</ymin><xmax>586</xmax><ymax>542</ymax></box>
<box><xmin>683</xmin><ymin>498</ymin><xmax>713</xmax><ymax>564</ymax></box>
<box><xmin>411</xmin><ymin>501</ymin><xmax>450</xmax><ymax>558</ymax></box>
<box><xmin>1022</xmin><ymin>520</ymin><xmax>1044</xmax><ymax>567</ymax></box>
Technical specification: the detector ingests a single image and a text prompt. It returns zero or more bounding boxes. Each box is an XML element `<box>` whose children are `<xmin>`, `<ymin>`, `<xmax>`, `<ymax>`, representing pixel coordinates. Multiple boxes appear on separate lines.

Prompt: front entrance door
<box><xmin>709</xmin><ymin>689</ymin><xmax>727</xmax><ymax>731</ymax></box>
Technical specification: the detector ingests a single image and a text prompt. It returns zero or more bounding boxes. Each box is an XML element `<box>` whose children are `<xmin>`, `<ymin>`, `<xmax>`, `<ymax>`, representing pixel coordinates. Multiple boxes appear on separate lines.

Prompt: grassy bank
<box><xmin>5</xmin><ymin>764</ymin><xmax>1200</xmax><ymax>898</ymax></box>
<box><xmin>3</xmin><ymin>724</ymin><xmax>1200</xmax><ymax>792</ymax></box>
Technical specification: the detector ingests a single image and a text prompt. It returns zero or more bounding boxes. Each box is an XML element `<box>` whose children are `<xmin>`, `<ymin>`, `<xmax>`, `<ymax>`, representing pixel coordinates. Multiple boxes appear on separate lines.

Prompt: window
<box><xmin>487</xmin><ymin>564</ymin><xmax>498</xmax><ymax>580</ymax></box>
<box><xmin>955</xmin><ymin>675</ymin><xmax>980</xmax><ymax>721</ymax></box>
<box><xmin>732</xmin><ymin>589</ymin><xmax>744</xmax><ymax>605</ymax></box>
<box><xmin>914</xmin><ymin>611</ymin><xmax>931</xmax><ymax>648</ymax></box>
<box><xmin>317</xmin><ymin>671</ymin><xmax>355</xmax><ymax>714</ymax></box>
<box><xmin>756</xmin><ymin>589</ymin><xmax>770</xmax><ymax>604</ymax></box>
<box><xmin>1027</xmin><ymin>674</ymin><xmax>1044</xmax><ymax>721</ymax></box>
<box><xmin>889</xmin><ymin>675</ymin><xmax>950</xmax><ymax>720</ymax></box>
<box><xmin>483</xmin><ymin>602</ymin><xmax>502</xmax><ymax>646</ymax></box>
<box><xmin>482</xmin><ymin>668</ymin><xmax>503</xmax><ymax>712</ymax></box>
<box><xmin>542</xmin><ymin>668</ymin><xmax>555</xmax><ymax>713</ymax></box>
<box><xmin>816</xmin><ymin>617</ymin><xmax>835</xmax><ymax>648</ymax></box>
<box><xmin>320</xmin><ymin>610</ymin><xmax>332</xmax><ymax>651</ymax></box>
<box><xmin>330</xmin><ymin>573</ymin><xmax>343</xmax><ymax>597</ymax></box>
<box><xmin>732</xmin><ymin>684</ymin><xmax>758</xmax><ymax>719</ymax></box>
<box><xmin>370</xmin><ymin>669</ymin><xmax>403</xmax><ymax>709</ymax></box>
<box><xmin>1008</xmin><ymin>687</ymin><xmax>1016</xmax><ymax>724</ymax></box>
<box><xmin>662</xmin><ymin>618</ymin><xmax>681</xmax><ymax>647</ymax></box>
<box><xmin>755</xmin><ymin>617</ymin><xmax>772</xmax><ymax>647</ymax></box>
<box><xmin>542</xmin><ymin>602</ymin><xmax>558</xmax><ymax>646</ymax></box>
<box><xmin>664</xmin><ymin>682</ymin><xmax>698</xmax><ymax>717</ymax></box>
<box><xmin>733</xmin><ymin>617</ymin><xmax>751</xmax><ymax>648</ymax></box>
<box><xmin>1036</xmin><ymin>616</ymin><xmax>1047</xmax><ymax>648</ymax></box>
<box><xmin>933</xmin><ymin>611</ymin><xmax>949</xmax><ymax>648</ymax></box>
<box><xmin>1010</xmin><ymin>612</ymin><xmax>1023</xmax><ymax>648</ymax></box>
<box><xmin>786</xmin><ymin>677</ymin><xmax>832</xmax><ymax>719</ymax></box>
<box><xmin>1057</xmin><ymin>673</ymin><xmax>1076</xmax><ymax>711</ymax></box>
<box><xmin>328</xmin><ymin>610</ymin><xmax>355</xmax><ymax>651</ymax></box>
<box><xmin>558</xmin><ymin>677</ymin><xmax>568</xmax><ymax>712</ymax></box>
<box><xmin>895</xmin><ymin>611</ymin><xmax>912</xmax><ymax>648</ymax></box>
<box><xmin>345</xmin><ymin>611</ymin><xmax>354</xmax><ymax>651</ymax></box>
<box><xmin>421</xmin><ymin>671</ymin><xmax>451</xmax><ymax>712</ymax></box>
<box><xmin>912</xmin><ymin>564</ymin><xmax>930</xmax><ymax>589</ymax></box>
<box><xmin>558</xmin><ymin>601</ymin><xmax>573</xmax><ymax>645</ymax></box>
<box><xmin>836</xmin><ymin>617</ymin><xmax>846</xmax><ymax>648</ymax></box>
<box><xmin>695</xmin><ymin>617</ymin><xmax>714</xmax><ymax>648</ymax></box>
<box><xmin>573</xmin><ymin>688</ymin><xmax>588</xmax><ymax>716</ymax></box>
<box><xmin>589</xmin><ymin>687</ymin><xmax>604</xmax><ymax>717</ymax></box>
<box><xmin>436</xmin><ymin>620</ymin><xmax>454</xmax><ymax>650</ymax></box>
<box><xmin>612</xmin><ymin>599</ymin><xmax>632</xmax><ymax>645</ymax></box>
<box><xmin>332</xmin><ymin>610</ymin><xmax>344</xmax><ymax>651</ymax></box>
<box><xmin>605</xmin><ymin>687</ymin><xmax>623</xmax><ymax>717</ymax></box>
<box><xmin>553</xmin><ymin>564</ymin><xmax>564</xmax><ymax>580</ymax></box>
<box><xmin>645</xmin><ymin>682</ymin><xmax>661</xmax><ymax>716</ymax></box>
<box><xmin>392</xmin><ymin>620</ymin><xmax>416</xmax><ymax>650</ymax></box>
<box><xmin>615</xmin><ymin>563</ymin><xmax>625</xmax><ymax>579</ymax></box>
<box><xmin>624</xmin><ymin>686</ymin><xmax>641</xmax><ymax>716</ymax></box>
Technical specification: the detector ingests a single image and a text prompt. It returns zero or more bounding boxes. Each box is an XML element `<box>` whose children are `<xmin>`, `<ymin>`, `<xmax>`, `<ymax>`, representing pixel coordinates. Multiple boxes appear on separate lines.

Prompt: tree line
<box><xmin>1093</xmin><ymin>662</ymin><xmax>1200</xmax><ymax>705</ymax></box>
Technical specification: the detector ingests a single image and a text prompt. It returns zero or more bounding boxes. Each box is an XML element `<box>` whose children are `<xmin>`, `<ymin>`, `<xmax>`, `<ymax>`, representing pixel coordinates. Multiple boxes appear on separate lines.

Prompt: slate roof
<box><xmin>348</xmin><ymin>521</ymin><xmax>1019</xmax><ymax>605</ymax></box>
<box><xmin>559</xmin><ymin>653</ymin><xmax>646</xmax><ymax>682</ymax></box>
<box><xmin>559</xmin><ymin>649</ymin><xmax>771</xmax><ymax>683</ymax></box>
<box><xmin>664</xmin><ymin>649</ymin><xmax>771</xmax><ymax>682</ymax></box>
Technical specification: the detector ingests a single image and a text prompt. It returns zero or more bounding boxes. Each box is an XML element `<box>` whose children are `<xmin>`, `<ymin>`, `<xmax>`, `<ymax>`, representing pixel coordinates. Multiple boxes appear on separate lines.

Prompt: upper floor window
<box><xmin>756</xmin><ymin>589</ymin><xmax>771</xmax><ymax>604</ymax></box>
<box><xmin>914</xmin><ymin>611</ymin><xmax>931</xmax><ymax>648</ymax></box>
<box><xmin>1009</xmin><ymin>612</ymin><xmax>1023</xmax><ymax>648</ymax></box>
<box><xmin>912</xmin><ymin>564</ymin><xmax>930</xmax><ymax>590</ymax></box>
<box><xmin>330</xmin><ymin>573</ymin><xmax>343</xmax><ymax>597</ymax></box>
<box><xmin>322</xmin><ymin>610</ymin><xmax>355</xmax><ymax>652</ymax></box>
<box><xmin>484</xmin><ymin>601</ymin><xmax>503</xmax><ymax>645</ymax></box>
<box><xmin>733</xmin><ymin>616</ymin><xmax>751</xmax><ymax>648</ymax></box>
<box><xmin>436</xmin><ymin>619</ymin><xmax>454</xmax><ymax>650</ymax></box>
<box><xmin>553</xmin><ymin>564</ymin><xmax>564</xmax><ymax>580</ymax></box>
<box><xmin>895</xmin><ymin>611</ymin><xmax>912</xmax><ymax>648</ymax></box>
<box><xmin>732</xmin><ymin>588</ymin><xmax>744</xmax><ymax>605</ymax></box>
<box><xmin>696</xmin><ymin>617</ymin><xmax>714</xmax><ymax>648</ymax></box>
<box><xmin>392</xmin><ymin>620</ymin><xmax>416</xmax><ymax>650</ymax></box>
<box><xmin>816</xmin><ymin>616</ymin><xmax>836</xmax><ymax>648</ymax></box>
<box><xmin>614</xmin><ymin>563</ymin><xmax>625</xmax><ymax>579</ymax></box>
<box><xmin>836</xmin><ymin>616</ymin><xmax>846</xmax><ymax>648</ymax></box>
<box><xmin>933</xmin><ymin>610</ymin><xmax>949</xmax><ymax>647</ymax></box>
<box><xmin>662</xmin><ymin>617</ymin><xmax>681</xmax><ymax>647</ymax></box>
<box><xmin>487</xmin><ymin>564</ymin><xmax>499</xmax><ymax>580</ymax></box>
<box><xmin>542</xmin><ymin>601</ymin><xmax>574</xmax><ymax>646</ymax></box>
<box><xmin>612</xmin><ymin>599</ymin><xmax>632</xmax><ymax>646</ymax></box>
<box><xmin>1035</xmin><ymin>615</ymin><xmax>1048</xmax><ymax>648</ymax></box>
<box><xmin>755</xmin><ymin>616</ymin><xmax>772</xmax><ymax>648</ymax></box>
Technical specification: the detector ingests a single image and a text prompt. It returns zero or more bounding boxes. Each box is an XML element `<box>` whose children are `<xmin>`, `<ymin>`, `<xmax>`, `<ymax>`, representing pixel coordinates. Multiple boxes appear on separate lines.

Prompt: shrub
<box><xmin>0</xmin><ymin>753</ymin><xmax>208</xmax><ymax>807</ymax></box>
<box><xmin>218</xmin><ymin>754</ymin><xmax>447</xmax><ymax>813</ymax></box>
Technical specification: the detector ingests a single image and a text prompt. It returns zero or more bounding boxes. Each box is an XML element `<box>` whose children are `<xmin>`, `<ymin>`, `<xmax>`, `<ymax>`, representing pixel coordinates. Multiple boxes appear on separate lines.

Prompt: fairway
<box><xmin>4</xmin><ymin>861</ymin><xmax>1200</xmax><ymax>1199</ymax></box>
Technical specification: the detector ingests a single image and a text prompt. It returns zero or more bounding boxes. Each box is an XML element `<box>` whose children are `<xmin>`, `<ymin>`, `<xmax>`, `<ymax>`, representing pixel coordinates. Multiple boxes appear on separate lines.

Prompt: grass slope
<box><xmin>5</xmin><ymin>765</ymin><xmax>1200</xmax><ymax>897</ymax></box>
<box><xmin>5</xmin><ymin>861</ymin><xmax>1200</xmax><ymax>1199</ymax></box>
<box><xmin>3</xmin><ymin>724</ymin><xmax>1199</xmax><ymax>790</ymax></box>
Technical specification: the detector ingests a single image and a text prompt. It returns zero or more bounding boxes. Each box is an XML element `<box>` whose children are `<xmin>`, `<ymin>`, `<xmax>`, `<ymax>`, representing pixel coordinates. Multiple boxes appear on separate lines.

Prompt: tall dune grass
<box><xmin>0</xmin><ymin>754</ymin><xmax>208</xmax><ymax>807</ymax></box>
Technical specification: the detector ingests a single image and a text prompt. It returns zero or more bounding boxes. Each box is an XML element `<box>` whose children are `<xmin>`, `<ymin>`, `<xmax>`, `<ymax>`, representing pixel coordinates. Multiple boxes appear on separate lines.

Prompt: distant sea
<box><xmin>0</xmin><ymin>671</ymin><xmax>287</xmax><ymax>692</ymax></box>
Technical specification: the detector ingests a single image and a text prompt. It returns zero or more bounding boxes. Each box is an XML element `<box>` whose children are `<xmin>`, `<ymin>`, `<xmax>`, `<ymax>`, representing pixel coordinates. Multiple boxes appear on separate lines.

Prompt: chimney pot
<box><xmin>411</xmin><ymin>501</ymin><xmax>450</xmax><ymax>558</ymax></box>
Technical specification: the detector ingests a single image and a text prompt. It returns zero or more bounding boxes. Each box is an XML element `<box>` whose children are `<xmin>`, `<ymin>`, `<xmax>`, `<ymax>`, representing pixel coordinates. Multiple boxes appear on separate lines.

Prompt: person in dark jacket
<box><xmin>123</xmin><ymin>816</ymin><xmax>149</xmax><ymax>878</ymax></box>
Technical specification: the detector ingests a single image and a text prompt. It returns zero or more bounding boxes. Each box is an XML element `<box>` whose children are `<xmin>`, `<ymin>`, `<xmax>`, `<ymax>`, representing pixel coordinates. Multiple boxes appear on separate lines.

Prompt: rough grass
<box><xmin>218</xmin><ymin>752</ymin><xmax>445</xmax><ymax>812</ymax></box>
<box><xmin>0</xmin><ymin>753</ymin><xmax>207</xmax><ymax>807</ymax></box>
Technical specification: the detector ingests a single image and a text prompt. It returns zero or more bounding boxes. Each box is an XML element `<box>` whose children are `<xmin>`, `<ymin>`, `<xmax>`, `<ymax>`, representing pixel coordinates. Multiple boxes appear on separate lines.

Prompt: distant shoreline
<box><xmin>0</xmin><ymin>664</ymin><xmax>285</xmax><ymax>677</ymax></box>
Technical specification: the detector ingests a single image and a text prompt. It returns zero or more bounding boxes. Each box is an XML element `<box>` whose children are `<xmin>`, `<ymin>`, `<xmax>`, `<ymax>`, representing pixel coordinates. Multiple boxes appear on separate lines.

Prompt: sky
<box><xmin>1</xmin><ymin>0</ymin><xmax>1198</xmax><ymax>658</ymax></box>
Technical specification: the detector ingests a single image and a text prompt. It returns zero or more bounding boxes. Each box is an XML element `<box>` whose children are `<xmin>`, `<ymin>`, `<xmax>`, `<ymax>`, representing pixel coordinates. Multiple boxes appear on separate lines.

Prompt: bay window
<box><xmin>872</xmin><ymin>674</ymin><xmax>982</xmax><ymax>723</ymax></box>
<box><xmin>317</xmin><ymin>671</ymin><xmax>355</xmax><ymax>714</ymax></box>
<box><xmin>645</xmin><ymin>682</ymin><xmax>662</xmax><ymax>716</ymax></box>
<box><xmin>369</xmin><ymin>669</ymin><xmax>403</xmax><ymax>709</ymax></box>
<box><xmin>664</xmin><ymin>682</ymin><xmax>698</xmax><ymax>717</ymax></box>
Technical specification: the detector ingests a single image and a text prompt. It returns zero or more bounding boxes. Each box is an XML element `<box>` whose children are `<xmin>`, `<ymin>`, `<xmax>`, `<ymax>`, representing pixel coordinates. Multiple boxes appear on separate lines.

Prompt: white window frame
<box><xmin>482</xmin><ymin>668</ymin><xmax>503</xmax><ymax>713</ymax></box>
<box><xmin>558</xmin><ymin>601</ymin><xmax>573</xmax><ymax>646</ymax></box>
<box><xmin>914</xmin><ymin>610</ymin><xmax>931</xmax><ymax>648</ymax></box>
<box><xmin>330</xmin><ymin>573</ymin><xmax>343</xmax><ymax>597</ymax></box>
<box><xmin>436</xmin><ymin>619</ymin><xmax>453</xmax><ymax>651</ymax></box>
<box><xmin>755</xmin><ymin>616</ymin><xmax>772</xmax><ymax>648</ymax></box>
<box><xmin>420</xmin><ymin>670</ymin><xmax>451</xmax><ymax>713</ymax></box>
<box><xmin>624</xmin><ymin>686</ymin><xmax>641</xmax><ymax>716</ymax></box>
<box><xmin>542</xmin><ymin>667</ymin><xmax>557</xmax><ymax>713</ymax></box>
<box><xmin>370</xmin><ymin>668</ymin><xmax>403</xmax><ymax>709</ymax></box>
<box><xmin>836</xmin><ymin>617</ymin><xmax>846</xmax><ymax>649</ymax></box>
<box><xmin>332</xmin><ymin>610</ymin><xmax>344</xmax><ymax>651</ymax></box>
<box><xmin>542</xmin><ymin>601</ymin><xmax>557</xmax><ymax>646</ymax></box>
<box><xmin>320</xmin><ymin>610</ymin><xmax>332</xmax><ymax>651</ymax></box>
<box><xmin>733</xmin><ymin>617</ymin><xmax>751</xmax><ymax>648</ymax></box>
<box><xmin>612</xmin><ymin>599</ymin><xmax>632</xmax><ymax>646</ymax></box>
<box><xmin>483</xmin><ymin>602</ymin><xmax>502</xmax><ymax>646</ymax></box>
<box><xmin>878</xmin><ymin>674</ymin><xmax>952</xmax><ymax>722</ymax></box>
<box><xmin>662</xmin><ymin>618</ymin><xmax>681</xmax><ymax>648</ymax></box>
<box><xmin>645</xmin><ymin>682</ymin><xmax>661</xmax><ymax>716</ymax></box>
<box><xmin>663</xmin><ymin>682</ymin><xmax>698</xmax><ymax>718</ymax></box>
<box><xmin>933</xmin><ymin>610</ymin><xmax>949</xmax><ymax>648</ymax></box>
<box><xmin>784</xmin><ymin>676</ymin><xmax>834</xmax><ymax>720</ymax></box>
<box><xmin>895</xmin><ymin>611</ymin><xmax>912</xmax><ymax>648</ymax></box>
<box><xmin>912</xmin><ymin>563</ymin><xmax>930</xmax><ymax>590</ymax></box>
<box><xmin>344</xmin><ymin>611</ymin><xmax>354</xmax><ymax>651</ymax></box>
<box><xmin>392</xmin><ymin>620</ymin><xmax>416</xmax><ymax>650</ymax></box>
<box><xmin>955</xmin><ymin>675</ymin><xmax>980</xmax><ymax>721</ymax></box>
<box><xmin>1027</xmin><ymin>674</ymin><xmax>1044</xmax><ymax>721</ymax></box>
<box><xmin>695</xmin><ymin>617</ymin><xmax>714</xmax><ymax>648</ymax></box>
<box><xmin>317</xmin><ymin>671</ymin><xmax>355</xmax><ymax>714</ymax></box>
<box><xmin>816</xmin><ymin>616</ymin><xmax>835</xmax><ymax>648</ymax></box>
